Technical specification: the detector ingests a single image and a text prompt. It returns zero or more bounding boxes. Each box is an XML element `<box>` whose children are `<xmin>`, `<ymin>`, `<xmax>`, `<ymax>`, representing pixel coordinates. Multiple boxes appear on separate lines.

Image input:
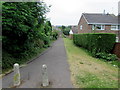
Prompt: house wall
<box><xmin>78</xmin><ymin>15</ymin><xmax>92</xmax><ymax>33</ymax></box>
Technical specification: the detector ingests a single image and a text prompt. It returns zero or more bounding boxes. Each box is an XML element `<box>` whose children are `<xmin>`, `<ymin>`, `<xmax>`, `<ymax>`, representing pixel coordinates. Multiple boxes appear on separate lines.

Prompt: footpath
<box><xmin>2</xmin><ymin>37</ymin><xmax>73</xmax><ymax>88</ymax></box>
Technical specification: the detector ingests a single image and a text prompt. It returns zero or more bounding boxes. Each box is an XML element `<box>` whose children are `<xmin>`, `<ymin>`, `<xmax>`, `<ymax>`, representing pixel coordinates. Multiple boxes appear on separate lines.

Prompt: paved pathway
<box><xmin>2</xmin><ymin>37</ymin><xmax>73</xmax><ymax>88</ymax></box>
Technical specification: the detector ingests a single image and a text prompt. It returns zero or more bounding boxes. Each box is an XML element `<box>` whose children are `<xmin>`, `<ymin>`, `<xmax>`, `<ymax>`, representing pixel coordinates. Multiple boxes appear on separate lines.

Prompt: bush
<box><xmin>63</xmin><ymin>29</ymin><xmax>70</xmax><ymax>35</ymax></box>
<box><xmin>2</xmin><ymin>50</ymin><xmax>17</xmax><ymax>70</ymax></box>
<box><xmin>95</xmin><ymin>52</ymin><xmax>117</xmax><ymax>61</ymax></box>
<box><xmin>73</xmin><ymin>33</ymin><xmax>116</xmax><ymax>54</ymax></box>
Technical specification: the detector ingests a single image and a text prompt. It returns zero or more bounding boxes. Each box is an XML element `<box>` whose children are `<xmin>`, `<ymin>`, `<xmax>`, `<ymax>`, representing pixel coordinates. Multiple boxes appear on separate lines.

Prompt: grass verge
<box><xmin>63</xmin><ymin>38</ymin><xmax>119</xmax><ymax>88</ymax></box>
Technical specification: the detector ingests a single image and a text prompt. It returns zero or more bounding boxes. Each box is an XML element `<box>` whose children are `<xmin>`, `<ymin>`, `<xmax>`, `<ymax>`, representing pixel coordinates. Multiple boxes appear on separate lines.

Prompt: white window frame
<box><xmin>92</xmin><ymin>25</ymin><xmax>105</xmax><ymax>30</ymax></box>
<box><xmin>80</xmin><ymin>25</ymin><xmax>82</xmax><ymax>30</ymax></box>
<box><xmin>111</xmin><ymin>25</ymin><xmax>119</xmax><ymax>30</ymax></box>
<box><xmin>92</xmin><ymin>25</ymin><xmax>95</xmax><ymax>30</ymax></box>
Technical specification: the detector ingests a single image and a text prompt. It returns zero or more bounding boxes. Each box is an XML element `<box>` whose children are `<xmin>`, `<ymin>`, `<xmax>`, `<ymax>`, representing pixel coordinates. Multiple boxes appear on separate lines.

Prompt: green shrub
<box><xmin>95</xmin><ymin>52</ymin><xmax>117</xmax><ymax>61</ymax></box>
<box><xmin>34</xmin><ymin>39</ymin><xmax>44</xmax><ymax>48</ymax></box>
<box><xmin>63</xmin><ymin>29</ymin><xmax>70</xmax><ymax>35</ymax></box>
<box><xmin>73</xmin><ymin>33</ymin><xmax>116</xmax><ymax>54</ymax></box>
<box><xmin>52</xmin><ymin>30</ymin><xmax>59</xmax><ymax>40</ymax></box>
<box><xmin>2</xmin><ymin>50</ymin><xmax>17</xmax><ymax>70</ymax></box>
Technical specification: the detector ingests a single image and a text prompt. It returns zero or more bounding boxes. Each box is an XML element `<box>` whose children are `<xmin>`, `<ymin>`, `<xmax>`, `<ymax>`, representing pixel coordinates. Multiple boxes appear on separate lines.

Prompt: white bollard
<box><xmin>13</xmin><ymin>63</ymin><xmax>20</xmax><ymax>87</ymax></box>
<box><xmin>42</xmin><ymin>64</ymin><xmax>49</xmax><ymax>87</ymax></box>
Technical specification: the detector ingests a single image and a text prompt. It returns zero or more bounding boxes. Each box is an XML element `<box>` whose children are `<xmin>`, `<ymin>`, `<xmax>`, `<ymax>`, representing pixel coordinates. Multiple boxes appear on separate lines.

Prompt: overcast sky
<box><xmin>43</xmin><ymin>0</ymin><xmax>120</xmax><ymax>26</ymax></box>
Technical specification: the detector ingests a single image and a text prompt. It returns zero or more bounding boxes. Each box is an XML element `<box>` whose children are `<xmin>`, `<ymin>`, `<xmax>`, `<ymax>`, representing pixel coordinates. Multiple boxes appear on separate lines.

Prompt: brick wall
<box><xmin>113</xmin><ymin>43</ymin><xmax>120</xmax><ymax>58</ymax></box>
<box><xmin>78</xmin><ymin>15</ymin><xmax>92</xmax><ymax>33</ymax></box>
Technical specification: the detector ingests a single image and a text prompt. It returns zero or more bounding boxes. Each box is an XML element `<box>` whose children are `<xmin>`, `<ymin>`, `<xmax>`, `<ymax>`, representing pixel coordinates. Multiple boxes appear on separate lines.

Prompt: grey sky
<box><xmin>44</xmin><ymin>0</ymin><xmax>120</xmax><ymax>26</ymax></box>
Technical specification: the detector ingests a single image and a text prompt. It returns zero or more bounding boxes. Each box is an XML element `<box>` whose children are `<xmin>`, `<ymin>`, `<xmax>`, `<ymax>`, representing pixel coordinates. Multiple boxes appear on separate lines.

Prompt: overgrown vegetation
<box><xmin>2</xmin><ymin>2</ymin><xmax>59</xmax><ymax>71</ymax></box>
<box><xmin>52</xmin><ymin>30</ymin><xmax>59</xmax><ymax>40</ymax></box>
<box><xmin>73</xmin><ymin>33</ymin><xmax>117</xmax><ymax>61</ymax></box>
<box><xmin>64</xmin><ymin>38</ymin><xmax>118</xmax><ymax>88</ymax></box>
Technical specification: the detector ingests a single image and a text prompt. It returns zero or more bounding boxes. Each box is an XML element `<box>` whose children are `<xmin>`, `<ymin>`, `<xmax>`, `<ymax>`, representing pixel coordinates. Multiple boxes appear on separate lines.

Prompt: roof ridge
<box><xmin>83</xmin><ymin>13</ymin><xmax>103</xmax><ymax>14</ymax></box>
<box><xmin>82</xmin><ymin>13</ymin><xmax>115</xmax><ymax>15</ymax></box>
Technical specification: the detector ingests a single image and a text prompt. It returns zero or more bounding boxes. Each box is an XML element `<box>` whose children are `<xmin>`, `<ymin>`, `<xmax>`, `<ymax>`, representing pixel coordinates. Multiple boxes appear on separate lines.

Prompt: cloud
<box><xmin>44</xmin><ymin>0</ymin><xmax>119</xmax><ymax>25</ymax></box>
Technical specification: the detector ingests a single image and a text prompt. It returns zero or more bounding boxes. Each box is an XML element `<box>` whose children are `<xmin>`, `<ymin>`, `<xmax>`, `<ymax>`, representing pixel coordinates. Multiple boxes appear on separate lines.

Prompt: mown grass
<box><xmin>63</xmin><ymin>38</ymin><xmax>119</xmax><ymax>88</ymax></box>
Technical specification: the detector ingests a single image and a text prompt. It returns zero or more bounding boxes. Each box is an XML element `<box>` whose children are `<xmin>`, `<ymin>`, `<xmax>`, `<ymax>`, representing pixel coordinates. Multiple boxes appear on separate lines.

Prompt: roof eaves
<box><xmin>88</xmin><ymin>23</ymin><xmax>120</xmax><ymax>25</ymax></box>
<box><xmin>82</xmin><ymin>14</ymin><xmax>89</xmax><ymax>24</ymax></box>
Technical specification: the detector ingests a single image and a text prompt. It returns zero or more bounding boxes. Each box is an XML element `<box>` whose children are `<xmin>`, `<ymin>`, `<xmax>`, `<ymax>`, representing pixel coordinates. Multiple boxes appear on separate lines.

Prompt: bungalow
<box><xmin>78</xmin><ymin>13</ymin><xmax>120</xmax><ymax>41</ymax></box>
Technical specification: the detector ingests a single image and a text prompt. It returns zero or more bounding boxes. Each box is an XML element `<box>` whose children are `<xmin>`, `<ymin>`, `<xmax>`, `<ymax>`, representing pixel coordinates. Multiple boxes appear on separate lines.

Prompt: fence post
<box><xmin>42</xmin><ymin>64</ymin><xmax>49</xmax><ymax>87</ymax></box>
<box><xmin>13</xmin><ymin>63</ymin><xmax>20</xmax><ymax>87</ymax></box>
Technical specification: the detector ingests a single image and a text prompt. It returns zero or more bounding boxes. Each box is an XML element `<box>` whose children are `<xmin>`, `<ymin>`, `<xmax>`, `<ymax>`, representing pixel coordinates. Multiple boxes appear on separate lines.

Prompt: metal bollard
<box><xmin>42</xmin><ymin>64</ymin><xmax>49</xmax><ymax>87</ymax></box>
<box><xmin>13</xmin><ymin>63</ymin><xmax>20</xmax><ymax>87</ymax></box>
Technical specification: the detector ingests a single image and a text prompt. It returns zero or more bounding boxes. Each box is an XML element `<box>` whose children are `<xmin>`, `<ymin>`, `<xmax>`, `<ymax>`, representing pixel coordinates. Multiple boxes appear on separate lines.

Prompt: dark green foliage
<box><xmin>52</xmin><ymin>30</ymin><xmax>59</xmax><ymax>40</ymax></box>
<box><xmin>2</xmin><ymin>50</ymin><xmax>16</xmax><ymax>70</ymax></box>
<box><xmin>2</xmin><ymin>2</ymin><xmax>48</xmax><ymax>54</ymax></box>
<box><xmin>73</xmin><ymin>33</ymin><xmax>117</xmax><ymax>61</ymax></box>
<box><xmin>2</xmin><ymin>2</ymin><xmax>52</xmax><ymax>70</ymax></box>
<box><xmin>63</xmin><ymin>29</ymin><xmax>70</xmax><ymax>35</ymax></box>
<box><xmin>61</xmin><ymin>26</ymin><xmax>70</xmax><ymax>36</ymax></box>
<box><xmin>61</xmin><ymin>25</ymin><xmax>66</xmax><ymax>30</ymax></box>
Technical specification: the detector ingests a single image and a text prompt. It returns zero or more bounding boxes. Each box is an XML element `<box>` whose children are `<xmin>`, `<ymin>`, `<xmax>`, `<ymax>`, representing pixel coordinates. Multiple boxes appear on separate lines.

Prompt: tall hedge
<box><xmin>73</xmin><ymin>33</ymin><xmax>116</xmax><ymax>54</ymax></box>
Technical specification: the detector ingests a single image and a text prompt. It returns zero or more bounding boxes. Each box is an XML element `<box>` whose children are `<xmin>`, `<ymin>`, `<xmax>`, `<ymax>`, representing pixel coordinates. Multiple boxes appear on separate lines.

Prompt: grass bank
<box><xmin>64</xmin><ymin>38</ymin><xmax>119</xmax><ymax>88</ymax></box>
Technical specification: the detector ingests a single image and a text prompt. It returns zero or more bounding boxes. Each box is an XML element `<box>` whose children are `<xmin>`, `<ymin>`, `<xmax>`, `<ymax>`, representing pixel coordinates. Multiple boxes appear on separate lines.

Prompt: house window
<box><xmin>111</xmin><ymin>25</ymin><xmax>119</xmax><ymax>30</ymax></box>
<box><xmin>92</xmin><ymin>25</ymin><xmax>95</xmax><ymax>30</ymax></box>
<box><xmin>96</xmin><ymin>25</ymin><xmax>105</xmax><ymax>30</ymax></box>
<box><xmin>92</xmin><ymin>25</ymin><xmax>105</xmax><ymax>30</ymax></box>
<box><xmin>80</xmin><ymin>25</ymin><xmax>82</xmax><ymax>30</ymax></box>
<box><xmin>118</xmin><ymin>25</ymin><xmax>120</xmax><ymax>30</ymax></box>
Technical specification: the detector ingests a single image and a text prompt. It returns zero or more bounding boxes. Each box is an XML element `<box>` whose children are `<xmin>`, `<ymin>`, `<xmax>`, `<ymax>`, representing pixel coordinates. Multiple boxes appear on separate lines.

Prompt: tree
<box><xmin>2</xmin><ymin>2</ymin><xmax>49</xmax><ymax>56</ymax></box>
<box><xmin>61</xmin><ymin>25</ymin><xmax>66</xmax><ymax>30</ymax></box>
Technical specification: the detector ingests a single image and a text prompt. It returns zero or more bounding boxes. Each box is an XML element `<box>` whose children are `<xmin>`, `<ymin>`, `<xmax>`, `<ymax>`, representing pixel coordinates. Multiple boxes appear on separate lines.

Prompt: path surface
<box><xmin>2</xmin><ymin>38</ymin><xmax>73</xmax><ymax>88</ymax></box>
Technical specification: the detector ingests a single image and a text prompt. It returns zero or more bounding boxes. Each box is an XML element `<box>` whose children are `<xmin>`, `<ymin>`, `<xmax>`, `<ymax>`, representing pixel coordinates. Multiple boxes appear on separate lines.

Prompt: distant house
<box><xmin>78</xmin><ymin>13</ymin><xmax>120</xmax><ymax>41</ymax></box>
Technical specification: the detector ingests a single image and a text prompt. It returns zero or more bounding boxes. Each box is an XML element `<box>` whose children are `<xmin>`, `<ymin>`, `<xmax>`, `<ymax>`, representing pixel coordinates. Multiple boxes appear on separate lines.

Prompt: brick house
<box><xmin>78</xmin><ymin>13</ymin><xmax>120</xmax><ymax>41</ymax></box>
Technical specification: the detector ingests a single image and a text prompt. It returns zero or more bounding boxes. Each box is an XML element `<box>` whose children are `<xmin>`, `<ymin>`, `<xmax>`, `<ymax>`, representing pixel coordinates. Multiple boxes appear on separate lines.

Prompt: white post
<box><xmin>13</xmin><ymin>63</ymin><xmax>20</xmax><ymax>87</ymax></box>
<box><xmin>42</xmin><ymin>64</ymin><xmax>49</xmax><ymax>87</ymax></box>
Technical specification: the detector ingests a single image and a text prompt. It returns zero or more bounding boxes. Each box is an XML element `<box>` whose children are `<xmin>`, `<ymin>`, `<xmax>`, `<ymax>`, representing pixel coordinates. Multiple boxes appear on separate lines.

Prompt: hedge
<box><xmin>73</xmin><ymin>33</ymin><xmax>116</xmax><ymax>54</ymax></box>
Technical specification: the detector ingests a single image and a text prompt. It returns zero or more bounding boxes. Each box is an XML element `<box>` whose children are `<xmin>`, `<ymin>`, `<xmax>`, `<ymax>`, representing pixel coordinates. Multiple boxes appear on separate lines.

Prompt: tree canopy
<box><xmin>2</xmin><ymin>2</ymin><xmax>59</xmax><ymax>70</ymax></box>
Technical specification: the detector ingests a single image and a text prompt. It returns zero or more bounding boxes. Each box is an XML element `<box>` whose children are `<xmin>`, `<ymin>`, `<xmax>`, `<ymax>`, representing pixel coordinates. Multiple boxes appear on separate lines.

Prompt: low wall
<box><xmin>113</xmin><ymin>43</ymin><xmax>120</xmax><ymax>58</ymax></box>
